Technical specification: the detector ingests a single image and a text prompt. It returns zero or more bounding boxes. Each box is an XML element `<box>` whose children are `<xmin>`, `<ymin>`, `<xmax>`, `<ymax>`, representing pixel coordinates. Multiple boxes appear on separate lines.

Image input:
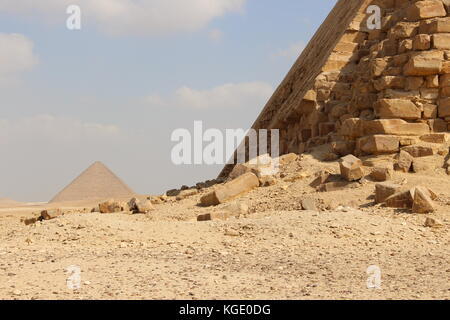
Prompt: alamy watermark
<box><xmin>66</xmin><ymin>5</ymin><xmax>81</xmax><ymax>30</ymax></box>
<box><xmin>366</xmin><ymin>5</ymin><xmax>381</xmax><ymax>30</ymax></box>
<box><xmin>66</xmin><ymin>265</ymin><xmax>82</xmax><ymax>290</ymax></box>
<box><xmin>171</xmin><ymin>121</ymin><xmax>280</xmax><ymax>169</ymax></box>
<box><xmin>366</xmin><ymin>265</ymin><xmax>382</xmax><ymax>290</ymax></box>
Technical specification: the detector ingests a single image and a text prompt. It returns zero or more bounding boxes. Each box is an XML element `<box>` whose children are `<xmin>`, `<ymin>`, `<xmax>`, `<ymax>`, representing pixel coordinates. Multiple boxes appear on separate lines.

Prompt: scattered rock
<box><xmin>424</xmin><ymin>217</ymin><xmax>443</xmax><ymax>228</ymax></box>
<box><xmin>375</xmin><ymin>182</ymin><xmax>401</xmax><ymax>204</ymax></box>
<box><xmin>401</xmin><ymin>145</ymin><xmax>434</xmax><ymax>158</ymax></box>
<box><xmin>197</xmin><ymin>212</ymin><xmax>230</xmax><ymax>221</ymax></box>
<box><xmin>99</xmin><ymin>200</ymin><xmax>124</xmax><ymax>214</ymax></box>
<box><xmin>128</xmin><ymin>198</ymin><xmax>154</xmax><ymax>214</ymax></box>
<box><xmin>370</xmin><ymin>167</ymin><xmax>394</xmax><ymax>181</ymax></box>
<box><xmin>200</xmin><ymin>172</ymin><xmax>259</xmax><ymax>207</ymax></box>
<box><xmin>301</xmin><ymin>198</ymin><xmax>317</xmax><ymax>211</ymax></box>
<box><xmin>412</xmin><ymin>187</ymin><xmax>435</xmax><ymax>214</ymax></box>
<box><xmin>396</xmin><ymin>150</ymin><xmax>414</xmax><ymax>172</ymax></box>
<box><xmin>339</xmin><ymin>155</ymin><xmax>364</xmax><ymax>182</ymax></box>
<box><xmin>40</xmin><ymin>209</ymin><xmax>63</xmax><ymax>221</ymax></box>
<box><xmin>176</xmin><ymin>189</ymin><xmax>199</xmax><ymax>201</ymax></box>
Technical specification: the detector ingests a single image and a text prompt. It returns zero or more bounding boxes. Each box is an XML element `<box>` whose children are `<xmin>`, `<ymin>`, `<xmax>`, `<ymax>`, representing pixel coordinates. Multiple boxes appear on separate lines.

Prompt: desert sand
<box><xmin>0</xmin><ymin>152</ymin><xmax>448</xmax><ymax>300</ymax></box>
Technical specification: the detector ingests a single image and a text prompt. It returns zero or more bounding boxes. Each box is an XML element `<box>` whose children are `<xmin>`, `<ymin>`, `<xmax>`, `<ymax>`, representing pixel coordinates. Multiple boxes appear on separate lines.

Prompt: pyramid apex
<box><xmin>50</xmin><ymin>161</ymin><xmax>135</xmax><ymax>203</ymax></box>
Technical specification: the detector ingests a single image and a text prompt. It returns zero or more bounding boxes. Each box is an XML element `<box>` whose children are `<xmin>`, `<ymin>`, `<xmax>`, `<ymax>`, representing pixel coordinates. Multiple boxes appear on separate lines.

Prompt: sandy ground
<box><xmin>0</xmin><ymin>153</ymin><xmax>449</xmax><ymax>300</ymax></box>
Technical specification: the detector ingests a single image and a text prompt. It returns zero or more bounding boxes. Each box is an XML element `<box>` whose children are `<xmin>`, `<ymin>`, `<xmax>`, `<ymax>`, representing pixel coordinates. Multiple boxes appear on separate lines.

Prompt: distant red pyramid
<box><xmin>50</xmin><ymin>162</ymin><xmax>135</xmax><ymax>203</ymax></box>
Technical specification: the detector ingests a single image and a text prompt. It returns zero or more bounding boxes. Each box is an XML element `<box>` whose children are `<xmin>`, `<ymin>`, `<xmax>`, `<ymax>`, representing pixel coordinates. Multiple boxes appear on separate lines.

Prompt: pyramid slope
<box><xmin>50</xmin><ymin>162</ymin><xmax>135</xmax><ymax>203</ymax></box>
<box><xmin>222</xmin><ymin>0</ymin><xmax>450</xmax><ymax>177</ymax></box>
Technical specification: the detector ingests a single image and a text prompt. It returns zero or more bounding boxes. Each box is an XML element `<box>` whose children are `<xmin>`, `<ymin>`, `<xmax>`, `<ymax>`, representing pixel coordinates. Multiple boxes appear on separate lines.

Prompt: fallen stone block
<box><xmin>197</xmin><ymin>212</ymin><xmax>230</xmax><ymax>221</ymax></box>
<box><xmin>318</xmin><ymin>181</ymin><xmax>359</xmax><ymax>192</ymax></box>
<box><xmin>339</xmin><ymin>154</ymin><xmax>364</xmax><ymax>181</ymax></box>
<box><xmin>424</xmin><ymin>217</ymin><xmax>443</xmax><ymax>228</ymax></box>
<box><xmin>401</xmin><ymin>145</ymin><xmax>434</xmax><ymax>157</ymax></box>
<box><xmin>40</xmin><ymin>209</ymin><xmax>63</xmax><ymax>220</ymax></box>
<box><xmin>309</xmin><ymin>170</ymin><xmax>332</xmax><ymax>188</ymax></box>
<box><xmin>99</xmin><ymin>200</ymin><xmax>124</xmax><ymax>214</ymax></box>
<box><xmin>128</xmin><ymin>198</ymin><xmax>154</xmax><ymax>213</ymax></box>
<box><xmin>200</xmin><ymin>172</ymin><xmax>260</xmax><ymax>206</ymax></box>
<box><xmin>375</xmin><ymin>183</ymin><xmax>401</xmax><ymax>204</ymax></box>
<box><xmin>396</xmin><ymin>150</ymin><xmax>414</xmax><ymax>172</ymax></box>
<box><xmin>358</xmin><ymin>135</ymin><xmax>400</xmax><ymax>155</ymax></box>
<box><xmin>176</xmin><ymin>189</ymin><xmax>199</xmax><ymax>201</ymax></box>
<box><xmin>301</xmin><ymin>198</ymin><xmax>317</xmax><ymax>211</ymax></box>
<box><xmin>370</xmin><ymin>167</ymin><xmax>394</xmax><ymax>181</ymax></box>
<box><xmin>222</xmin><ymin>202</ymin><xmax>249</xmax><ymax>217</ymax></box>
<box><xmin>385</xmin><ymin>189</ymin><xmax>415</xmax><ymax>208</ymax></box>
<box><xmin>412</xmin><ymin>187</ymin><xmax>435</xmax><ymax>213</ymax></box>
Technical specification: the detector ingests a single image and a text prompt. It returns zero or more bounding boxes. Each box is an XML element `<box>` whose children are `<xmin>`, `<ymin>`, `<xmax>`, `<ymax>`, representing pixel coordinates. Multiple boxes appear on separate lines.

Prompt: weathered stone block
<box><xmin>413</xmin><ymin>34</ymin><xmax>431</xmax><ymax>50</ymax></box>
<box><xmin>339</xmin><ymin>154</ymin><xmax>364</xmax><ymax>181</ymax></box>
<box><xmin>412</xmin><ymin>187</ymin><xmax>435</xmax><ymax>213</ymax></box>
<box><xmin>358</xmin><ymin>135</ymin><xmax>400</xmax><ymax>155</ymax></box>
<box><xmin>375</xmin><ymin>182</ymin><xmax>401</xmax><ymax>204</ymax></box>
<box><xmin>396</xmin><ymin>150</ymin><xmax>414</xmax><ymax>172</ymax></box>
<box><xmin>370</xmin><ymin>167</ymin><xmax>394</xmax><ymax>181</ymax></box>
<box><xmin>200</xmin><ymin>172</ymin><xmax>259</xmax><ymax>206</ymax></box>
<box><xmin>385</xmin><ymin>189</ymin><xmax>415</xmax><ymax>208</ymax></box>
<box><xmin>374</xmin><ymin>99</ymin><xmax>421</xmax><ymax>120</ymax></box>
<box><xmin>401</xmin><ymin>145</ymin><xmax>434</xmax><ymax>157</ymax></box>
<box><xmin>404</xmin><ymin>52</ymin><xmax>443</xmax><ymax>76</ymax></box>
<box><xmin>407</xmin><ymin>1</ymin><xmax>447</xmax><ymax>21</ymax></box>
<box><xmin>438</xmin><ymin>97</ymin><xmax>450</xmax><ymax>117</ymax></box>
<box><xmin>420</xmin><ymin>133</ymin><xmax>449</xmax><ymax>143</ymax></box>
<box><xmin>433</xmin><ymin>33</ymin><xmax>450</xmax><ymax>49</ymax></box>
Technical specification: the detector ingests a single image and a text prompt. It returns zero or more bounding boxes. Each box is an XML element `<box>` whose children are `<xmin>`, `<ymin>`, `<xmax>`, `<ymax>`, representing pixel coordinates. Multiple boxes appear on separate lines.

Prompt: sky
<box><xmin>0</xmin><ymin>0</ymin><xmax>337</xmax><ymax>202</ymax></box>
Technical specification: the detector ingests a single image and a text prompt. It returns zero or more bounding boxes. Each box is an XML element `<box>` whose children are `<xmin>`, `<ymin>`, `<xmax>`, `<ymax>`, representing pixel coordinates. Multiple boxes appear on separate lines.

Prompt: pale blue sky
<box><xmin>0</xmin><ymin>0</ymin><xmax>337</xmax><ymax>201</ymax></box>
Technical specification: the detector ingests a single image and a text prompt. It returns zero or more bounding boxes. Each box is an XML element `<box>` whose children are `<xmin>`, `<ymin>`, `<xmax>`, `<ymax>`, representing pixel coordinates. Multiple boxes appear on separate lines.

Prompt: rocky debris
<box><xmin>259</xmin><ymin>175</ymin><xmax>278</xmax><ymax>187</ymax></box>
<box><xmin>40</xmin><ymin>209</ymin><xmax>63</xmax><ymax>221</ymax></box>
<box><xmin>339</xmin><ymin>155</ymin><xmax>364</xmax><ymax>181</ymax></box>
<box><xmin>222</xmin><ymin>202</ymin><xmax>249</xmax><ymax>218</ymax></box>
<box><xmin>301</xmin><ymin>198</ymin><xmax>317</xmax><ymax>211</ymax></box>
<box><xmin>385</xmin><ymin>189</ymin><xmax>415</xmax><ymax>209</ymax></box>
<box><xmin>127</xmin><ymin>198</ymin><xmax>154</xmax><ymax>214</ymax></box>
<box><xmin>424</xmin><ymin>217</ymin><xmax>443</xmax><ymax>228</ymax></box>
<box><xmin>370</xmin><ymin>166</ymin><xmax>394</xmax><ymax>182</ymax></box>
<box><xmin>375</xmin><ymin>183</ymin><xmax>401</xmax><ymax>204</ymax></box>
<box><xmin>279</xmin><ymin>153</ymin><xmax>299</xmax><ymax>166</ymax></box>
<box><xmin>176</xmin><ymin>189</ymin><xmax>199</xmax><ymax>201</ymax></box>
<box><xmin>384</xmin><ymin>185</ymin><xmax>437</xmax><ymax>213</ymax></box>
<box><xmin>401</xmin><ymin>145</ymin><xmax>434</xmax><ymax>158</ymax></box>
<box><xmin>197</xmin><ymin>212</ymin><xmax>231</xmax><ymax>222</ymax></box>
<box><xmin>229</xmin><ymin>154</ymin><xmax>277</xmax><ymax>180</ymax></box>
<box><xmin>310</xmin><ymin>170</ymin><xmax>332</xmax><ymax>188</ymax></box>
<box><xmin>412</xmin><ymin>187</ymin><xmax>435</xmax><ymax>213</ymax></box>
<box><xmin>318</xmin><ymin>181</ymin><xmax>359</xmax><ymax>192</ymax></box>
<box><xmin>396</xmin><ymin>150</ymin><xmax>414</xmax><ymax>172</ymax></box>
<box><xmin>200</xmin><ymin>172</ymin><xmax>260</xmax><ymax>207</ymax></box>
<box><xmin>99</xmin><ymin>200</ymin><xmax>125</xmax><ymax>214</ymax></box>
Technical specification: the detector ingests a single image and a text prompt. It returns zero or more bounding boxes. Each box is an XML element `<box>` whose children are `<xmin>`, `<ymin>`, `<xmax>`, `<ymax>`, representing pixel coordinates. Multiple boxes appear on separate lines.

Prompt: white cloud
<box><xmin>0</xmin><ymin>33</ymin><xmax>38</xmax><ymax>85</ymax></box>
<box><xmin>146</xmin><ymin>82</ymin><xmax>274</xmax><ymax>109</ymax></box>
<box><xmin>0</xmin><ymin>115</ymin><xmax>120</xmax><ymax>145</ymax></box>
<box><xmin>0</xmin><ymin>0</ymin><xmax>247</xmax><ymax>36</ymax></box>
<box><xmin>273</xmin><ymin>41</ymin><xmax>305</xmax><ymax>59</ymax></box>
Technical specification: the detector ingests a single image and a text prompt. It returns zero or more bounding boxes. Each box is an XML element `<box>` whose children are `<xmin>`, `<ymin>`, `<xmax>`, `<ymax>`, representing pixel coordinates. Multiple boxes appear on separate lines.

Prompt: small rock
<box><xmin>339</xmin><ymin>155</ymin><xmax>364</xmax><ymax>181</ymax></box>
<box><xmin>424</xmin><ymin>217</ymin><xmax>443</xmax><ymax>228</ymax></box>
<box><xmin>412</xmin><ymin>187</ymin><xmax>435</xmax><ymax>214</ymax></box>
<box><xmin>301</xmin><ymin>198</ymin><xmax>317</xmax><ymax>211</ymax></box>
